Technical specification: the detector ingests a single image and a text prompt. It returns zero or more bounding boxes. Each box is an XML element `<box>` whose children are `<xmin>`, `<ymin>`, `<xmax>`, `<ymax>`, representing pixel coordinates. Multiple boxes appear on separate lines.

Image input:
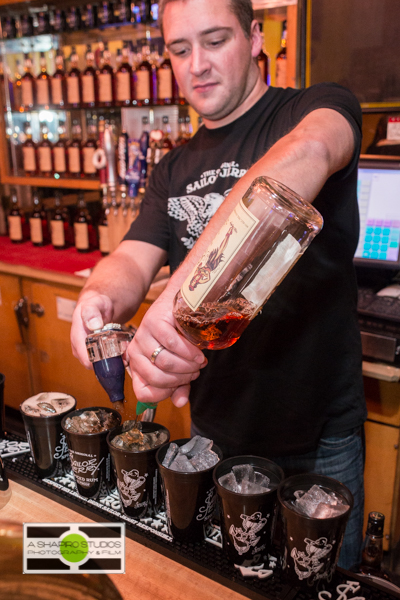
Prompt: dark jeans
<box><xmin>191</xmin><ymin>422</ymin><xmax>364</xmax><ymax>570</ymax></box>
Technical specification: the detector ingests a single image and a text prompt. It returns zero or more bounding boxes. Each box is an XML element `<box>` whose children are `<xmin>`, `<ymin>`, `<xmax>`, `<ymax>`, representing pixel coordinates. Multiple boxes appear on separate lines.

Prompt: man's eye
<box><xmin>206</xmin><ymin>38</ymin><xmax>226</xmax><ymax>48</ymax></box>
<box><xmin>170</xmin><ymin>46</ymin><xmax>190</xmax><ymax>57</ymax></box>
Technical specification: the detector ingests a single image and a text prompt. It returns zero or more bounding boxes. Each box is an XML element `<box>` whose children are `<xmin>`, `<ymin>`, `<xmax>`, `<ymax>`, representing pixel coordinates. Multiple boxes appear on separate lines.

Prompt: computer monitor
<box><xmin>354</xmin><ymin>156</ymin><xmax>400</xmax><ymax>269</ymax></box>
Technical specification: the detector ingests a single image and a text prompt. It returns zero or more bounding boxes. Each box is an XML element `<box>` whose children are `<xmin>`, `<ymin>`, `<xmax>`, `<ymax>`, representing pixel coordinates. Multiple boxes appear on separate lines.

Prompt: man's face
<box><xmin>163</xmin><ymin>0</ymin><xmax>260</xmax><ymax>125</ymax></box>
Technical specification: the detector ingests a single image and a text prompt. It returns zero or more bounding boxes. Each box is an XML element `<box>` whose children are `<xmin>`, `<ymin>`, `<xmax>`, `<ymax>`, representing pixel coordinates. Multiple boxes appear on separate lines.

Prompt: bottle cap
<box><xmin>366</xmin><ymin>511</ymin><xmax>385</xmax><ymax>536</ymax></box>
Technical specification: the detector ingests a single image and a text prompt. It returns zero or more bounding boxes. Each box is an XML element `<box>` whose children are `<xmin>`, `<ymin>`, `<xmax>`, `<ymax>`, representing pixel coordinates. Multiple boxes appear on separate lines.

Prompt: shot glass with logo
<box><xmin>62</xmin><ymin>406</ymin><xmax>121</xmax><ymax>499</ymax></box>
<box><xmin>20</xmin><ymin>392</ymin><xmax>76</xmax><ymax>478</ymax></box>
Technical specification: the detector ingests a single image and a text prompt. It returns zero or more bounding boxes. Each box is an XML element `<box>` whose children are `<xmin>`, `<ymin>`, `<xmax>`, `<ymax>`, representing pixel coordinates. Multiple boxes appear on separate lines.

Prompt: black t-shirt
<box><xmin>125</xmin><ymin>83</ymin><xmax>367</xmax><ymax>457</ymax></box>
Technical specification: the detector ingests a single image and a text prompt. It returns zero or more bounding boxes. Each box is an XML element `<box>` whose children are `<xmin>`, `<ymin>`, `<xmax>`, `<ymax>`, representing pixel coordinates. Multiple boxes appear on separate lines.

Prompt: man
<box><xmin>71</xmin><ymin>0</ymin><xmax>366</xmax><ymax>568</ymax></box>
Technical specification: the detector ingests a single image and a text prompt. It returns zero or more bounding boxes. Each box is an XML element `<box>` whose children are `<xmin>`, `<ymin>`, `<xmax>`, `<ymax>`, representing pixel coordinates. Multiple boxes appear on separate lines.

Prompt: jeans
<box><xmin>191</xmin><ymin>422</ymin><xmax>364</xmax><ymax>570</ymax></box>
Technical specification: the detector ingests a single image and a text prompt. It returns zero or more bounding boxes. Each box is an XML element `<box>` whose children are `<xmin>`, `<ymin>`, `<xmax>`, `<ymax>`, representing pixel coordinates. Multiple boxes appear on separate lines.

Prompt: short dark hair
<box><xmin>158</xmin><ymin>0</ymin><xmax>254</xmax><ymax>39</ymax></box>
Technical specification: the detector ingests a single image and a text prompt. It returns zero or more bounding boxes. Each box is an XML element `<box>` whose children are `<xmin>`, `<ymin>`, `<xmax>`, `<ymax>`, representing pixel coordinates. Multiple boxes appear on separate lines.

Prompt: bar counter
<box><xmin>2</xmin><ymin>479</ymin><xmax>245</xmax><ymax>600</ymax></box>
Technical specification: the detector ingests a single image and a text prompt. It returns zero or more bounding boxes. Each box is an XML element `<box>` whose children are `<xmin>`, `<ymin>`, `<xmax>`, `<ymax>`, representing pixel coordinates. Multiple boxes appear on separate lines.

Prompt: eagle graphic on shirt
<box><xmin>167</xmin><ymin>190</ymin><xmax>231</xmax><ymax>249</ymax></box>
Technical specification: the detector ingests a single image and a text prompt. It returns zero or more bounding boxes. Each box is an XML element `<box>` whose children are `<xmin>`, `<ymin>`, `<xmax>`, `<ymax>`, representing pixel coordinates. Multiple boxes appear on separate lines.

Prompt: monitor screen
<box><xmin>354</xmin><ymin>157</ymin><xmax>400</xmax><ymax>269</ymax></box>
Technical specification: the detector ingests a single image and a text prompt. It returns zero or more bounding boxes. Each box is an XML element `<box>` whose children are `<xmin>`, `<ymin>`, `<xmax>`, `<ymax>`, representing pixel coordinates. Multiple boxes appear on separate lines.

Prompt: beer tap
<box><xmin>103</xmin><ymin>122</ymin><xmax>119</xmax><ymax>216</ymax></box>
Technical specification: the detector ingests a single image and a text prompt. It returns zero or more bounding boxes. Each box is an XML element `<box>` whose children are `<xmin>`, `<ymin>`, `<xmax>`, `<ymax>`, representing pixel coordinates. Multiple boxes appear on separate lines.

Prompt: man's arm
<box><xmin>127</xmin><ymin>108</ymin><xmax>357</xmax><ymax>406</ymax></box>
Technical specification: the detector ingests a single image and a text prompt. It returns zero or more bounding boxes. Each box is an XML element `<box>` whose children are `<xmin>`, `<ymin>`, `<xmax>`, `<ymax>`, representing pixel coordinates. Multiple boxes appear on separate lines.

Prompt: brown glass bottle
<box><xmin>66</xmin><ymin>47</ymin><xmax>82</xmax><ymax>108</ymax></box>
<box><xmin>257</xmin><ymin>24</ymin><xmax>270</xmax><ymax>86</ymax></box>
<box><xmin>8</xmin><ymin>189</ymin><xmax>29</xmax><ymax>243</ymax></box>
<box><xmin>37</xmin><ymin>124</ymin><xmax>53</xmax><ymax>177</ymax></box>
<box><xmin>30</xmin><ymin>191</ymin><xmax>49</xmax><ymax>246</ymax></box>
<box><xmin>275</xmin><ymin>21</ymin><xmax>287</xmax><ymax>88</ymax></box>
<box><xmin>115</xmin><ymin>43</ymin><xmax>133</xmax><ymax>106</ymax></box>
<box><xmin>51</xmin><ymin>49</ymin><xmax>67</xmax><ymax>108</ymax></box>
<box><xmin>36</xmin><ymin>52</ymin><xmax>51</xmax><ymax>108</ymax></box>
<box><xmin>97</xmin><ymin>42</ymin><xmax>114</xmax><ymax>107</ymax></box>
<box><xmin>135</xmin><ymin>43</ymin><xmax>156</xmax><ymax>106</ymax></box>
<box><xmin>81</xmin><ymin>44</ymin><xmax>97</xmax><ymax>108</ymax></box>
<box><xmin>157</xmin><ymin>48</ymin><xmax>174</xmax><ymax>105</ymax></box>
<box><xmin>21</xmin><ymin>121</ymin><xmax>37</xmax><ymax>176</ymax></box>
<box><xmin>175</xmin><ymin>117</ymin><xmax>189</xmax><ymax>147</ymax></box>
<box><xmin>74</xmin><ymin>193</ymin><xmax>93</xmax><ymax>252</ymax></box>
<box><xmin>21</xmin><ymin>54</ymin><xmax>35</xmax><ymax>110</ymax></box>
<box><xmin>360</xmin><ymin>512</ymin><xmax>384</xmax><ymax>575</ymax></box>
<box><xmin>82</xmin><ymin>121</ymin><xmax>98</xmax><ymax>178</ymax></box>
<box><xmin>50</xmin><ymin>192</ymin><xmax>68</xmax><ymax>249</ymax></box>
<box><xmin>67</xmin><ymin>121</ymin><xmax>82</xmax><ymax>177</ymax></box>
<box><xmin>160</xmin><ymin>115</ymin><xmax>174</xmax><ymax>158</ymax></box>
<box><xmin>53</xmin><ymin>121</ymin><xmax>68</xmax><ymax>176</ymax></box>
<box><xmin>13</xmin><ymin>60</ymin><xmax>23</xmax><ymax>111</ymax></box>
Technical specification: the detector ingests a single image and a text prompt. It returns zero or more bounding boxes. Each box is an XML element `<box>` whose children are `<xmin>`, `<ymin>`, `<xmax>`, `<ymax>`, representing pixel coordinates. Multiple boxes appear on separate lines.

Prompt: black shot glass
<box><xmin>20</xmin><ymin>393</ymin><xmax>77</xmax><ymax>479</ymax></box>
<box><xmin>156</xmin><ymin>438</ymin><xmax>222</xmax><ymax>543</ymax></box>
<box><xmin>61</xmin><ymin>406</ymin><xmax>121</xmax><ymax>499</ymax></box>
<box><xmin>277</xmin><ymin>473</ymin><xmax>354</xmax><ymax>592</ymax></box>
<box><xmin>107</xmin><ymin>422</ymin><xmax>170</xmax><ymax>519</ymax></box>
<box><xmin>213</xmin><ymin>455</ymin><xmax>285</xmax><ymax>566</ymax></box>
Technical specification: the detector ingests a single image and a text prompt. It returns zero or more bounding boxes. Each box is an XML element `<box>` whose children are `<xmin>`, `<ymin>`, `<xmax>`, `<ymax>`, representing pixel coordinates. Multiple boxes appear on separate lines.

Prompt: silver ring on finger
<box><xmin>150</xmin><ymin>345</ymin><xmax>165</xmax><ymax>365</ymax></box>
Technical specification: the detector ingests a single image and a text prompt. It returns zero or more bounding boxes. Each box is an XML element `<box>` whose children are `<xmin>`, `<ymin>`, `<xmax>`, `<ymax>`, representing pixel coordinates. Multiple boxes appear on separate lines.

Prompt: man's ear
<box><xmin>250</xmin><ymin>20</ymin><xmax>263</xmax><ymax>58</ymax></box>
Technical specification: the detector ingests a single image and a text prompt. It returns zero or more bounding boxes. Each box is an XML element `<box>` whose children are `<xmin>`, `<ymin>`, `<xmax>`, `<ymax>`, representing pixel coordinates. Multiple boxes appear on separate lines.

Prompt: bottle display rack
<box><xmin>2</xmin><ymin>433</ymin><xmax>398</xmax><ymax>600</ymax></box>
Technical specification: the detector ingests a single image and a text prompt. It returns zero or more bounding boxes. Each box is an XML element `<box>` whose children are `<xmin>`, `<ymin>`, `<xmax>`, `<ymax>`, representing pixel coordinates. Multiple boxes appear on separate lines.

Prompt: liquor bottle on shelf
<box><xmin>97</xmin><ymin>41</ymin><xmax>115</xmax><ymax>107</ymax></box>
<box><xmin>50</xmin><ymin>192</ymin><xmax>68</xmax><ymax>249</ymax></box>
<box><xmin>36</xmin><ymin>52</ymin><xmax>51</xmax><ymax>108</ymax></box>
<box><xmin>66</xmin><ymin>6</ymin><xmax>82</xmax><ymax>32</ymax></box>
<box><xmin>8</xmin><ymin>190</ymin><xmax>29</xmax><ymax>244</ymax></box>
<box><xmin>157</xmin><ymin>48</ymin><xmax>176</xmax><ymax>105</ymax></box>
<box><xmin>67</xmin><ymin>120</ymin><xmax>82</xmax><ymax>177</ymax></box>
<box><xmin>150</xmin><ymin>1</ymin><xmax>159</xmax><ymax>23</ymax></box>
<box><xmin>51</xmin><ymin>49</ymin><xmax>67</xmax><ymax>108</ymax></box>
<box><xmin>21</xmin><ymin>54</ymin><xmax>35</xmax><ymax>110</ymax></box>
<box><xmin>185</xmin><ymin>115</ymin><xmax>193</xmax><ymax>139</ymax></box>
<box><xmin>21</xmin><ymin>121</ymin><xmax>37</xmax><ymax>175</ymax></box>
<box><xmin>116</xmin><ymin>42</ymin><xmax>134</xmax><ymax>106</ymax></box>
<box><xmin>13</xmin><ymin>60</ymin><xmax>23</xmax><ymax>111</ymax></box>
<box><xmin>0</xmin><ymin>61</ymin><xmax>14</xmax><ymax>108</ymax></box>
<box><xmin>131</xmin><ymin>1</ymin><xmax>147</xmax><ymax>25</ymax></box>
<box><xmin>50</xmin><ymin>8</ymin><xmax>66</xmax><ymax>33</ymax></box>
<box><xmin>257</xmin><ymin>24</ymin><xmax>270</xmax><ymax>86</ymax></box>
<box><xmin>139</xmin><ymin>116</ymin><xmax>150</xmax><ymax>192</ymax></box>
<box><xmin>20</xmin><ymin>14</ymin><xmax>34</xmax><ymax>37</ymax></box>
<box><xmin>81</xmin><ymin>4</ymin><xmax>97</xmax><ymax>29</ymax></box>
<box><xmin>161</xmin><ymin>115</ymin><xmax>174</xmax><ymax>158</ymax></box>
<box><xmin>113</xmin><ymin>0</ymin><xmax>130</xmax><ymax>24</ymax></box>
<box><xmin>53</xmin><ymin>121</ymin><xmax>68</xmax><ymax>176</ymax></box>
<box><xmin>97</xmin><ymin>0</ymin><xmax>114</xmax><ymax>26</ymax></box>
<box><xmin>116</xmin><ymin>48</ymin><xmax>122</xmax><ymax>70</ymax></box>
<box><xmin>275</xmin><ymin>21</ymin><xmax>287</xmax><ymax>88</ymax></box>
<box><xmin>34</xmin><ymin>11</ymin><xmax>50</xmax><ymax>35</ymax></box>
<box><xmin>66</xmin><ymin>47</ymin><xmax>82</xmax><ymax>108</ymax></box>
<box><xmin>175</xmin><ymin>117</ymin><xmax>189</xmax><ymax>146</ymax></box>
<box><xmin>135</xmin><ymin>43</ymin><xmax>156</xmax><ymax>106</ymax></box>
<box><xmin>1</xmin><ymin>16</ymin><xmax>16</xmax><ymax>40</ymax></box>
<box><xmin>74</xmin><ymin>193</ymin><xmax>93</xmax><ymax>253</ymax></box>
<box><xmin>81</xmin><ymin>44</ymin><xmax>97</xmax><ymax>108</ymax></box>
<box><xmin>82</xmin><ymin>120</ymin><xmax>98</xmax><ymax>178</ymax></box>
<box><xmin>30</xmin><ymin>190</ymin><xmax>49</xmax><ymax>247</ymax></box>
<box><xmin>98</xmin><ymin>192</ymin><xmax>110</xmax><ymax>255</ymax></box>
<box><xmin>37</xmin><ymin>124</ymin><xmax>53</xmax><ymax>177</ymax></box>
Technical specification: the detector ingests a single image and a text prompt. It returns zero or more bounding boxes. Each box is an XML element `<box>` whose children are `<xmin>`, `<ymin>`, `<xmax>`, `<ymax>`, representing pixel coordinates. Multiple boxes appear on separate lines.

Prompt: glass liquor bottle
<box><xmin>98</xmin><ymin>192</ymin><xmax>110</xmax><ymax>255</ymax></box>
<box><xmin>160</xmin><ymin>115</ymin><xmax>174</xmax><ymax>158</ymax></box>
<box><xmin>21</xmin><ymin>54</ymin><xmax>35</xmax><ymax>110</ymax></box>
<box><xmin>37</xmin><ymin>124</ymin><xmax>53</xmax><ymax>177</ymax></box>
<box><xmin>275</xmin><ymin>21</ymin><xmax>287</xmax><ymax>88</ymax></box>
<box><xmin>20</xmin><ymin>14</ymin><xmax>34</xmax><ymax>37</ymax></box>
<box><xmin>66</xmin><ymin>47</ymin><xmax>82</xmax><ymax>108</ymax></box>
<box><xmin>66</xmin><ymin>6</ymin><xmax>81</xmax><ymax>32</ymax></box>
<box><xmin>138</xmin><ymin>116</ymin><xmax>150</xmax><ymax>192</ymax></box>
<box><xmin>35</xmin><ymin>11</ymin><xmax>50</xmax><ymax>35</ymax></box>
<box><xmin>81</xmin><ymin>4</ymin><xmax>97</xmax><ymax>29</ymax></box>
<box><xmin>74</xmin><ymin>193</ymin><xmax>93</xmax><ymax>253</ymax></box>
<box><xmin>50</xmin><ymin>192</ymin><xmax>68</xmax><ymax>249</ymax></box>
<box><xmin>175</xmin><ymin>117</ymin><xmax>189</xmax><ymax>146</ymax></box>
<box><xmin>360</xmin><ymin>512</ymin><xmax>384</xmax><ymax>576</ymax></box>
<box><xmin>114</xmin><ymin>0</ymin><xmax>130</xmax><ymax>23</ymax></box>
<box><xmin>157</xmin><ymin>47</ymin><xmax>175</xmax><ymax>105</ymax></box>
<box><xmin>97</xmin><ymin>42</ymin><xmax>115</xmax><ymax>107</ymax></box>
<box><xmin>21</xmin><ymin>121</ymin><xmax>37</xmax><ymax>176</ymax></box>
<box><xmin>50</xmin><ymin>8</ymin><xmax>66</xmax><ymax>33</ymax></box>
<box><xmin>67</xmin><ymin>120</ymin><xmax>82</xmax><ymax>177</ymax></box>
<box><xmin>53</xmin><ymin>120</ymin><xmax>68</xmax><ymax>176</ymax></box>
<box><xmin>81</xmin><ymin>45</ymin><xmax>97</xmax><ymax>108</ymax></box>
<box><xmin>30</xmin><ymin>190</ymin><xmax>49</xmax><ymax>246</ymax></box>
<box><xmin>135</xmin><ymin>43</ymin><xmax>156</xmax><ymax>106</ymax></box>
<box><xmin>36</xmin><ymin>52</ymin><xmax>51</xmax><ymax>108</ymax></box>
<box><xmin>8</xmin><ymin>190</ymin><xmax>28</xmax><ymax>243</ymax></box>
<box><xmin>185</xmin><ymin>115</ymin><xmax>193</xmax><ymax>139</ymax></box>
<box><xmin>82</xmin><ymin>121</ymin><xmax>98</xmax><ymax>178</ymax></box>
<box><xmin>116</xmin><ymin>42</ymin><xmax>133</xmax><ymax>106</ymax></box>
<box><xmin>130</xmin><ymin>1</ymin><xmax>147</xmax><ymax>25</ymax></box>
<box><xmin>13</xmin><ymin>60</ymin><xmax>23</xmax><ymax>111</ymax></box>
<box><xmin>97</xmin><ymin>0</ymin><xmax>114</xmax><ymax>26</ymax></box>
<box><xmin>257</xmin><ymin>24</ymin><xmax>270</xmax><ymax>86</ymax></box>
<box><xmin>51</xmin><ymin>49</ymin><xmax>67</xmax><ymax>109</ymax></box>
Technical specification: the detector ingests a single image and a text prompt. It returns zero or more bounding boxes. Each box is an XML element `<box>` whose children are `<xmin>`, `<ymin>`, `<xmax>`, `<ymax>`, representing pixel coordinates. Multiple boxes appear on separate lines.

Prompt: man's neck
<box><xmin>203</xmin><ymin>79</ymin><xmax>268</xmax><ymax>130</ymax></box>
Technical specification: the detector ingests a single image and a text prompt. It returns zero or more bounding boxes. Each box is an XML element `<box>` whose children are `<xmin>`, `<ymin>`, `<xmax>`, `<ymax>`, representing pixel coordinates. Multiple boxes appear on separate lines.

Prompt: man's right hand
<box><xmin>70</xmin><ymin>290</ymin><xmax>114</xmax><ymax>369</ymax></box>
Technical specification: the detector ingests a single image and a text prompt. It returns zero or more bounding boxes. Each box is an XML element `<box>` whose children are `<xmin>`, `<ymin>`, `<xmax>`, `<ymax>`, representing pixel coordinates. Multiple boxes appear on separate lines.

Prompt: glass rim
<box><xmin>61</xmin><ymin>405</ymin><xmax>121</xmax><ymax>436</ymax></box>
<box><xmin>20</xmin><ymin>392</ymin><xmax>77</xmax><ymax>419</ymax></box>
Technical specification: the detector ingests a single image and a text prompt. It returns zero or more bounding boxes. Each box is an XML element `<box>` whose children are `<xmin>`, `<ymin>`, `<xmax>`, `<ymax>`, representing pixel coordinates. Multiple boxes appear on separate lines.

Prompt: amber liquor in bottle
<box><xmin>8</xmin><ymin>190</ymin><xmax>29</xmax><ymax>243</ymax></box>
<box><xmin>97</xmin><ymin>42</ymin><xmax>115</xmax><ymax>107</ymax></box>
<box><xmin>74</xmin><ymin>193</ymin><xmax>93</xmax><ymax>252</ymax></box>
<box><xmin>36</xmin><ymin>52</ymin><xmax>51</xmax><ymax>108</ymax></box>
<box><xmin>51</xmin><ymin>49</ymin><xmax>67</xmax><ymax>109</ymax></box>
<box><xmin>116</xmin><ymin>42</ymin><xmax>133</xmax><ymax>106</ymax></box>
<box><xmin>135</xmin><ymin>43</ymin><xmax>156</xmax><ymax>106</ymax></box>
<box><xmin>67</xmin><ymin>121</ymin><xmax>83</xmax><ymax>177</ymax></box>
<box><xmin>53</xmin><ymin>121</ymin><xmax>68</xmax><ymax>176</ymax></box>
<box><xmin>50</xmin><ymin>192</ymin><xmax>68</xmax><ymax>249</ymax></box>
<box><xmin>157</xmin><ymin>48</ymin><xmax>175</xmax><ymax>105</ymax></box>
<box><xmin>37</xmin><ymin>124</ymin><xmax>53</xmax><ymax>177</ymax></box>
<box><xmin>21</xmin><ymin>121</ymin><xmax>37</xmax><ymax>176</ymax></box>
<box><xmin>30</xmin><ymin>191</ymin><xmax>49</xmax><ymax>246</ymax></box>
<box><xmin>81</xmin><ymin>45</ymin><xmax>97</xmax><ymax>108</ymax></box>
<box><xmin>21</xmin><ymin>54</ymin><xmax>35</xmax><ymax>110</ymax></box>
<box><xmin>66</xmin><ymin>47</ymin><xmax>82</xmax><ymax>108</ymax></box>
<box><xmin>160</xmin><ymin>116</ymin><xmax>174</xmax><ymax>158</ymax></box>
<box><xmin>82</xmin><ymin>121</ymin><xmax>98</xmax><ymax>178</ymax></box>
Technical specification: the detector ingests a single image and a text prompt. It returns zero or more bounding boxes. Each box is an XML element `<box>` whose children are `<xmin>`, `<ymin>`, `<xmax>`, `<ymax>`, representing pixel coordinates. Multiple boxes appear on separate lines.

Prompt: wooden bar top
<box><xmin>1</xmin><ymin>480</ymin><xmax>246</xmax><ymax>600</ymax></box>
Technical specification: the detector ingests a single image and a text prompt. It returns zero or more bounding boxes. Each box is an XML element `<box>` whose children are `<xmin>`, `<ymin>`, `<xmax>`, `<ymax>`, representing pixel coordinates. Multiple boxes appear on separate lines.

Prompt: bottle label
<box><xmin>98</xmin><ymin>73</ymin><xmax>113</xmax><ymax>103</ymax></box>
<box><xmin>36</xmin><ymin>79</ymin><xmax>50</xmax><ymax>105</ymax></box>
<box><xmin>135</xmin><ymin>70</ymin><xmax>150</xmax><ymax>100</ymax></box>
<box><xmin>30</xmin><ymin>218</ymin><xmax>43</xmax><ymax>244</ymax></box>
<box><xmin>67</xmin><ymin>77</ymin><xmax>80</xmax><ymax>104</ymax></box>
<box><xmin>157</xmin><ymin>68</ymin><xmax>172</xmax><ymax>100</ymax></box>
<box><xmin>68</xmin><ymin>147</ymin><xmax>81</xmax><ymax>173</ymax></box>
<box><xmin>98</xmin><ymin>224</ymin><xmax>110</xmax><ymax>254</ymax></box>
<box><xmin>38</xmin><ymin>146</ymin><xmax>52</xmax><ymax>172</ymax></box>
<box><xmin>116</xmin><ymin>71</ymin><xmax>131</xmax><ymax>102</ymax></box>
<box><xmin>22</xmin><ymin>146</ymin><xmax>36</xmax><ymax>172</ymax></box>
<box><xmin>51</xmin><ymin>219</ymin><xmax>65</xmax><ymax>247</ymax></box>
<box><xmin>181</xmin><ymin>199</ymin><xmax>259</xmax><ymax>311</ymax></box>
<box><xmin>82</xmin><ymin>147</ymin><xmax>96</xmax><ymax>174</ymax></box>
<box><xmin>8</xmin><ymin>215</ymin><xmax>22</xmax><ymax>241</ymax></box>
<box><xmin>275</xmin><ymin>59</ymin><xmax>287</xmax><ymax>88</ymax></box>
<box><xmin>53</xmin><ymin>146</ymin><xmax>67</xmax><ymax>172</ymax></box>
<box><xmin>74</xmin><ymin>222</ymin><xmax>89</xmax><ymax>250</ymax></box>
<box><xmin>51</xmin><ymin>78</ymin><xmax>63</xmax><ymax>105</ymax></box>
<box><xmin>21</xmin><ymin>79</ymin><xmax>34</xmax><ymax>106</ymax></box>
<box><xmin>82</xmin><ymin>74</ymin><xmax>95</xmax><ymax>103</ymax></box>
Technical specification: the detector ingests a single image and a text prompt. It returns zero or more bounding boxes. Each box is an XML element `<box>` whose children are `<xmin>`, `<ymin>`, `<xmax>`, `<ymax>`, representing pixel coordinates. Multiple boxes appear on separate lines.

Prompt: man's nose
<box><xmin>190</xmin><ymin>46</ymin><xmax>211</xmax><ymax>77</ymax></box>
